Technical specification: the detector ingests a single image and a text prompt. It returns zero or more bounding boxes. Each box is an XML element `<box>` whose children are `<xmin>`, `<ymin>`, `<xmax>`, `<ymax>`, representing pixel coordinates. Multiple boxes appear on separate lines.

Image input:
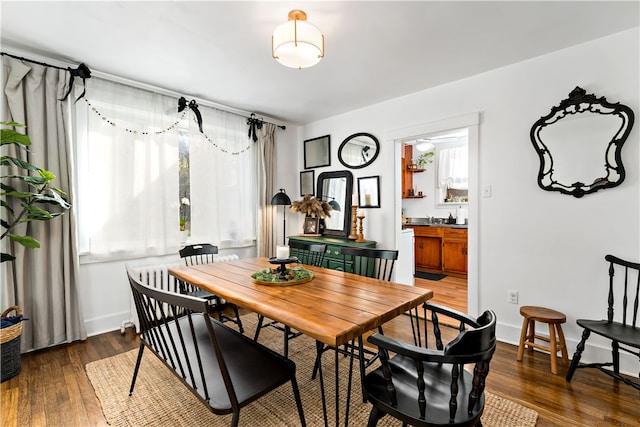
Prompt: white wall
<box><xmin>298</xmin><ymin>28</ymin><xmax>640</xmax><ymax>374</ymax></box>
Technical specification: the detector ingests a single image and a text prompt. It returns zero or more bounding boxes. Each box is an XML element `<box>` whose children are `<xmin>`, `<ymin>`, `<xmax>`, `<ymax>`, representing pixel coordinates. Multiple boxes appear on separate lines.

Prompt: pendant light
<box><xmin>272</xmin><ymin>10</ymin><xmax>324</xmax><ymax>69</ymax></box>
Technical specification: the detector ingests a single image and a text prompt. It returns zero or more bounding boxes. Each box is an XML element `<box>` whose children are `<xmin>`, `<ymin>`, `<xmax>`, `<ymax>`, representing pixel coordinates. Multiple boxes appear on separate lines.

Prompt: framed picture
<box><xmin>304</xmin><ymin>135</ymin><xmax>331</xmax><ymax>169</ymax></box>
<box><xmin>300</xmin><ymin>170</ymin><xmax>315</xmax><ymax>196</ymax></box>
<box><xmin>358</xmin><ymin>176</ymin><xmax>381</xmax><ymax>208</ymax></box>
<box><xmin>303</xmin><ymin>217</ymin><xmax>320</xmax><ymax>235</ymax></box>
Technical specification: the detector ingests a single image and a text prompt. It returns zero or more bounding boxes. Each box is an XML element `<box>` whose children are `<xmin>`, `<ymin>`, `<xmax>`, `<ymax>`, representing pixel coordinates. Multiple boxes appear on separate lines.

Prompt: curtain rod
<box><xmin>0</xmin><ymin>50</ymin><xmax>286</xmax><ymax>130</ymax></box>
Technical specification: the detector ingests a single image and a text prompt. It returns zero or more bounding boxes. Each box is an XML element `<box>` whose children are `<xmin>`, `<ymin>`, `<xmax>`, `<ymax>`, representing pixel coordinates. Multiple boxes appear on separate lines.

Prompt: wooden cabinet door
<box><xmin>415</xmin><ymin>236</ymin><xmax>442</xmax><ymax>270</ymax></box>
<box><xmin>442</xmin><ymin>239</ymin><xmax>467</xmax><ymax>274</ymax></box>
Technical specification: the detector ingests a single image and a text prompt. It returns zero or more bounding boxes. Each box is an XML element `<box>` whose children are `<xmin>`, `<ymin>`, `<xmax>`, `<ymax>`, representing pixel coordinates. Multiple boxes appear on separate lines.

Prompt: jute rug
<box><xmin>86</xmin><ymin>315</ymin><xmax>538</xmax><ymax>426</ymax></box>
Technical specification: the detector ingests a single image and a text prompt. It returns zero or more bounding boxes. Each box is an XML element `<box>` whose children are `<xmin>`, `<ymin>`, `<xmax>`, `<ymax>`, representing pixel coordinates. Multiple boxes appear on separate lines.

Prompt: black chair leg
<box><xmin>290</xmin><ymin>377</ymin><xmax>307</xmax><ymax>426</ymax></box>
<box><xmin>284</xmin><ymin>325</ymin><xmax>290</xmax><ymax>358</ymax></box>
<box><xmin>232</xmin><ymin>305</ymin><xmax>244</xmax><ymax>333</ymax></box>
<box><xmin>367</xmin><ymin>406</ymin><xmax>383</xmax><ymax>427</ymax></box>
<box><xmin>129</xmin><ymin>344</ymin><xmax>145</xmax><ymax>395</ymax></box>
<box><xmin>254</xmin><ymin>314</ymin><xmax>265</xmax><ymax>342</ymax></box>
<box><xmin>566</xmin><ymin>328</ymin><xmax>590</xmax><ymax>382</ymax></box>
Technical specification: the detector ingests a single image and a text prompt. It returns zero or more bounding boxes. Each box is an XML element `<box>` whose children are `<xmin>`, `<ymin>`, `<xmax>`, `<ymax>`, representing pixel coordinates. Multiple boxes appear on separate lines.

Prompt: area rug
<box><xmin>86</xmin><ymin>316</ymin><xmax>538</xmax><ymax>426</ymax></box>
<box><xmin>414</xmin><ymin>271</ymin><xmax>447</xmax><ymax>281</ymax></box>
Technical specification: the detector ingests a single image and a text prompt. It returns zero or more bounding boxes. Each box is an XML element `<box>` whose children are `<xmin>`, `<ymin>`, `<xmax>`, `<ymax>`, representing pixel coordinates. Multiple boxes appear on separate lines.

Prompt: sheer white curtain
<box><xmin>437</xmin><ymin>146</ymin><xmax>469</xmax><ymax>190</ymax></box>
<box><xmin>76</xmin><ymin>77</ymin><xmax>179</xmax><ymax>261</ymax></box>
<box><xmin>188</xmin><ymin>108</ymin><xmax>256</xmax><ymax>248</ymax></box>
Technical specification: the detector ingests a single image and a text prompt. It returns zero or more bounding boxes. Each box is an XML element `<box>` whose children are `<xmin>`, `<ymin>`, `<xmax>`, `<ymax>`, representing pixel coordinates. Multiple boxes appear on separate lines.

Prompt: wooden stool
<box><xmin>516</xmin><ymin>306</ymin><xmax>569</xmax><ymax>374</ymax></box>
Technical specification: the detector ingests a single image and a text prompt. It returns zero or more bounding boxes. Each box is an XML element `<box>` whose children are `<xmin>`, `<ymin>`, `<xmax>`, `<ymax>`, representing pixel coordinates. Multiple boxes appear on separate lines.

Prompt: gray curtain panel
<box><xmin>1</xmin><ymin>56</ymin><xmax>86</xmax><ymax>351</ymax></box>
<box><xmin>256</xmin><ymin>123</ymin><xmax>277</xmax><ymax>257</ymax></box>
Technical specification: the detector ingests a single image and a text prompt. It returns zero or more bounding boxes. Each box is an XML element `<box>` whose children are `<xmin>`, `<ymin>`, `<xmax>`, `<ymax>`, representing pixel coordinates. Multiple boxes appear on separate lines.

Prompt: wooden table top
<box><xmin>169</xmin><ymin>257</ymin><xmax>433</xmax><ymax>347</ymax></box>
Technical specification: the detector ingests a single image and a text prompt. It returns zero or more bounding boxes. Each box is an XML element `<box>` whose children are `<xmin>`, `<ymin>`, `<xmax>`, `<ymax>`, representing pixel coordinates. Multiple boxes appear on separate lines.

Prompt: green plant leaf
<box><xmin>2</xmin><ymin>155</ymin><xmax>40</xmax><ymax>172</ymax></box>
<box><xmin>33</xmin><ymin>193</ymin><xmax>71</xmax><ymax>209</ymax></box>
<box><xmin>1</xmin><ymin>128</ymin><xmax>31</xmax><ymax>147</ymax></box>
<box><xmin>8</xmin><ymin>233</ymin><xmax>41</xmax><ymax>248</ymax></box>
<box><xmin>38</xmin><ymin>169</ymin><xmax>56</xmax><ymax>183</ymax></box>
<box><xmin>6</xmin><ymin>174</ymin><xmax>48</xmax><ymax>187</ymax></box>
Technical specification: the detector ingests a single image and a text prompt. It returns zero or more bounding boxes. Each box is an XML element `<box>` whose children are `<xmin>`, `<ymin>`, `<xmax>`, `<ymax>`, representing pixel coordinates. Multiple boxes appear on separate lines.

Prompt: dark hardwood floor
<box><xmin>2</xmin><ymin>284</ymin><xmax>638</xmax><ymax>426</ymax></box>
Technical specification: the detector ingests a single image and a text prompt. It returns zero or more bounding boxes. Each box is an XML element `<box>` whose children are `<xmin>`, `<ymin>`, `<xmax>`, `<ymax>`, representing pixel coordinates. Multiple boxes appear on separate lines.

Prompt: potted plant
<box><xmin>290</xmin><ymin>195</ymin><xmax>332</xmax><ymax>234</ymax></box>
<box><xmin>1</xmin><ymin>121</ymin><xmax>71</xmax><ymax>262</ymax></box>
<box><xmin>1</xmin><ymin>121</ymin><xmax>71</xmax><ymax>381</ymax></box>
<box><xmin>416</xmin><ymin>151</ymin><xmax>434</xmax><ymax>169</ymax></box>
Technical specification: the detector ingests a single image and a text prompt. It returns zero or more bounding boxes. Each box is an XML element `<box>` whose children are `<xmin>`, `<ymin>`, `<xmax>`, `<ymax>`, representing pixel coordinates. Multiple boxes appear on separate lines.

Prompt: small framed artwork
<box><xmin>303</xmin><ymin>217</ymin><xmax>320</xmax><ymax>235</ymax></box>
<box><xmin>304</xmin><ymin>135</ymin><xmax>331</xmax><ymax>169</ymax></box>
<box><xmin>300</xmin><ymin>170</ymin><xmax>315</xmax><ymax>196</ymax></box>
<box><xmin>358</xmin><ymin>176</ymin><xmax>381</xmax><ymax>208</ymax></box>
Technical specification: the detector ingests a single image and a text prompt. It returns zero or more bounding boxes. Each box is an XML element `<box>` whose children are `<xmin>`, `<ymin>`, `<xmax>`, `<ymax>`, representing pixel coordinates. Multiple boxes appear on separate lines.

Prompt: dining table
<box><xmin>169</xmin><ymin>256</ymin><xmax>433</xmax><ymax>426</ymax></box>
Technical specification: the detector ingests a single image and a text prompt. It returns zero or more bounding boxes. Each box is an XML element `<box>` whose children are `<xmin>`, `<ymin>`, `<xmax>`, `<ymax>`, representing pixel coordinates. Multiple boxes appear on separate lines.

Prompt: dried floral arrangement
<box><xmin>290</xmin><ymin>195</ymin><xmax>332</xmax><ymax>218</ymax></box>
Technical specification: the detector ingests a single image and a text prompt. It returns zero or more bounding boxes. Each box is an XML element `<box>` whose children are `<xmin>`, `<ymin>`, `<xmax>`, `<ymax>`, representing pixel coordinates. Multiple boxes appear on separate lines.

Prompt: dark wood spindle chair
<box><xmin>566</xmin><ymin>254</ymin><xmax>640</xmax><ymax>391</ymax></box>
<box><xmin>363</xmin><ymin>303</ymin><xmax>497</xmax><ymax>427</ymax></box>
<box><xmin>313</xmin><ymin>247</ymin><xmax>399</xmax><ymax>379</ymax></box>
<box><xmin>179</xmin><ymin>243</ymin><xmax>243</xmax><ymax>333</ymax></box>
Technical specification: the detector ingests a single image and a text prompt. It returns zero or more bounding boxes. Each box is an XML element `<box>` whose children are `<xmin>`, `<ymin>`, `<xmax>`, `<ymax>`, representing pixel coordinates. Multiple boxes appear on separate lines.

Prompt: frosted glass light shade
<box><xmin>272</xmin><ymin>10</ymin><xmax>324</xmax><ymax>69</ymax></box>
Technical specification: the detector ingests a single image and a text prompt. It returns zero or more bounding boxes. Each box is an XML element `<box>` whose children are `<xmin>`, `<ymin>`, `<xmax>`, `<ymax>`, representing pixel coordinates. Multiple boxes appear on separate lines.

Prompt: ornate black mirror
<box><xmin>338</xmin><ymin>133</ymin><xmax>380</xmax><ymax>169</ymax></box>
<box><xmin>530</xmin><ymin>87</ymin><xmax>634</xmax><ymax>198</ymax></box>
<box><xmin>316</xmin><ymin>170</ymin><xmax>353</xmax><ymax>237</ymax></box>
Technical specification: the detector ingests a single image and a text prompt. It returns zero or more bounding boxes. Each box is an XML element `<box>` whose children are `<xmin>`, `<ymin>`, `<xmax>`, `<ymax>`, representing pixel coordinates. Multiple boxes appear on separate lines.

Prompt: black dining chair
<box><xmin>566</xmin><ymin>254</ymin><xmax>640</xmax><ymax>391</ymax></box>
<box><xmin>127</xmin><ymin>269</ymin><xmax>306</xmax><ymax>427</ymax></box>
<box><xmin>254</xmin><ymin>241</ymin><xmax>327</xmax><ymax>358</ymax></box>
<box><xmin>341</xmin><ymin>247</ymin><xmax>398</xmax><ymax>281</ymax></box>
<box><xmin>363</xmin><ymin>303</ymin><xmax>497</xmax><ymax>427</ymax></box>
<box><xmin>179</xmin><ymin>243</ymin><xmax>244</xmax><ymax>333</ymax></box>
<box><xmin>313</xmin><ymin>247</ymin><xmax>399</xmax><ymax>379</ymax></box>
<box><xmin>289</xmin><ymin>240</ymin><xmax>327</xmax><ymax>267</ymax></box>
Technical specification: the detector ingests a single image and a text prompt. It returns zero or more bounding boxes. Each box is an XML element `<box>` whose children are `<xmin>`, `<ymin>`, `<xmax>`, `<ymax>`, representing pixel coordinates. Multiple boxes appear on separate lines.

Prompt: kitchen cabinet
<box><xmin>287</xmin><ymin>235</ymin><xmax>376</xmax><ymax>271</ymax></box>
<box><xmin>442</xmin><ymin>228</ymin><xmax>468</xmax><ymax>276</ymax></box>
<box><xmin>404</xmin><ymin>226</ymin><xmax>468</xmax><ymax>278</ymax></box>
<box><xmin>412</xmin><ymin>227</ymin><xmax>442</xmax><ymax>270</ymax></box>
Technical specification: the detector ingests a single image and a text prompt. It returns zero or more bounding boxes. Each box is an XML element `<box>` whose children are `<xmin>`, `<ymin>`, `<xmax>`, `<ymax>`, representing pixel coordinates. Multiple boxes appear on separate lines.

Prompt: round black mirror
<box><xmin>338</xmin><ymin>133</ymin><xmax>380</xmax><ymax>169</ymax></box>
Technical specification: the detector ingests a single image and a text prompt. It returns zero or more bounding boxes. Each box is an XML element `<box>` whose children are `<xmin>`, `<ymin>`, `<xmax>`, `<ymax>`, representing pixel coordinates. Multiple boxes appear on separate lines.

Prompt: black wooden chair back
<box><xmin>289</xmin><ymin>240</ymin><xmax>327</xmax><ymax>267</ymax></box>
<box><xmin>341</xmin><ymin>247</ymin><xmax>398</xmax><ymax>281</ymax></box>
<box><xmin>178</xmin><ymin>243</ymin><xmax>243</xmax><ymax>333</ymax></box>
<box><xmin>179</xmin><ymin>243</ymin><xmax>219</xmax><ymax>266</ymax></box>
<box><xmin>363</xmin><ymin>303</ymin><xmax>497</xmax><ymax>427</ymax></box>
<box><xmin>566</xmin><ymin>254</ymin><xmax>640</xmax><ymax>390</ymax></box>
<box><xmin>126</xmin><ymin>270</ymin><xmax>306</xmax><ymax>426</ymax></box>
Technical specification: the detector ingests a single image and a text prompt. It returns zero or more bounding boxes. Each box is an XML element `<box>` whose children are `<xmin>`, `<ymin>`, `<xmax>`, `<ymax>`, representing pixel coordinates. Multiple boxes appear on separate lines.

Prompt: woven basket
<box><xmin>1</xmin><ymin>306</ymin><xmax>23</xmax><ymax>382</ymax></box>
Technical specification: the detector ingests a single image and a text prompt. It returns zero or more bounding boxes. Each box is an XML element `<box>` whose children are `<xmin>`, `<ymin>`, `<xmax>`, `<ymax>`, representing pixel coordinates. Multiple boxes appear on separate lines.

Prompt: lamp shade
<box><xmin>272</xmin><ymin>10</ymin><xmax>324</xmax><ymax>69</ymax></box>
<box><xmin>328</xmin><ymin>200</ymin><xmax>341</xmax><ymax>212</ymax></box>
<box><xmin>271</xmin><ymin>189</ymin><xmax>291</xmax><ymax>206</ymax></box>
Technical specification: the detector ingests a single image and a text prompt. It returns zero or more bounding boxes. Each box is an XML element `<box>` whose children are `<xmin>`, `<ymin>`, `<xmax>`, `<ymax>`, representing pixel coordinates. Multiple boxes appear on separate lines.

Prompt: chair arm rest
<box><xmin>425</xmin><ymin>302</ymin><xmax>480</xmax><ymax>327</ymax></box>
<box><xmin>368</xmin><ymin>333</ymin><xmax>443</xmax><ymax>361</ymax></box>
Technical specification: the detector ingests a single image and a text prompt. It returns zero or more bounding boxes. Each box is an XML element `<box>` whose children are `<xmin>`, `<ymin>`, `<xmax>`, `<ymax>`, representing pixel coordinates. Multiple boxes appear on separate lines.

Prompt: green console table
<box><xmin>287</xmin><ymin>235</ymin><xmax>377</xmax><ymax>271</ymax></box>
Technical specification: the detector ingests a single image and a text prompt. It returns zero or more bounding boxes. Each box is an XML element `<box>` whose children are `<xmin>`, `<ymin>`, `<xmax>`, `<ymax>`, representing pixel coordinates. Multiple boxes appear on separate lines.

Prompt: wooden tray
<box><xmin>251</xmin><ymin>268</ymin><xmax>314</xmax><ymax>287</ymax></box>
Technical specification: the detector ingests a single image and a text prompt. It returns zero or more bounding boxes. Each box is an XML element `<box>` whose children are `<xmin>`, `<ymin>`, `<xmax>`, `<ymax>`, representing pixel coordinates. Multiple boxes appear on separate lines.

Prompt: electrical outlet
<box><xmin>508</xmin><ymin>290</ymin><xmax>519</xmax><ymax>304</ymax></box>
<box><xmin>482</xmin><ymin>185</ymin><xmax>492</xmax><ymax>198</ymax></box>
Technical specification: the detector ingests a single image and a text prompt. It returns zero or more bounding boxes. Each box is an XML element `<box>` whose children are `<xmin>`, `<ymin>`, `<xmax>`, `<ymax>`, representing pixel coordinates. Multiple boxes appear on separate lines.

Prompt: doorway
<box><xmin>391</xmin><ymin>113</ymin><xmax>479</xmax><ymax>316</ymax></box>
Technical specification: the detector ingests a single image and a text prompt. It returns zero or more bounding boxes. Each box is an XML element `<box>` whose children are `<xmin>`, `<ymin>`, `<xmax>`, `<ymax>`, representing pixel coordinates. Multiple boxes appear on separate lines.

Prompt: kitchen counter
<box><xmin>403</xmin><ymin>222</ymin><xmax>468</xmax><ymax>229</ymax></box>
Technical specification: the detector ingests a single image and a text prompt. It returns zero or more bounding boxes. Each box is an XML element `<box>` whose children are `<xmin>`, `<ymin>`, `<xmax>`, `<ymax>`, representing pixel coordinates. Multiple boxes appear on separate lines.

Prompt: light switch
<box><xmin>482</xmin><ymin>185</ymin><xmax>492</xmax><ymax>198</ymax></box>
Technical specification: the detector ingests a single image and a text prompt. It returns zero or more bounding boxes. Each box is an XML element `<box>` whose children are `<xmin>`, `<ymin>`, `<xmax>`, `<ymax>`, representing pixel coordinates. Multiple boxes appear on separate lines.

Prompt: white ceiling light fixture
<box><xmin>272</xmin><ymin>9</ymin><xmax>324</xmax><ymax>70</ymax></box>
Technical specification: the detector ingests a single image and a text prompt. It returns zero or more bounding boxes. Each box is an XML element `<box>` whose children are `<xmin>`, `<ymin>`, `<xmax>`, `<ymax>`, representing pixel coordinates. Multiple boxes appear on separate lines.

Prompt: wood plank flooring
<box><xmin>2</xmin><ymin>279</ymin><xmax>638</xmax><ymax>426</ymax></box>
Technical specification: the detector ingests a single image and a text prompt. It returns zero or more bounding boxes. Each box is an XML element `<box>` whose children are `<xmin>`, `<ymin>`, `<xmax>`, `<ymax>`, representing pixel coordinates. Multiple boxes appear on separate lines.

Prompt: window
<box><xmin>436</xmin><ymin>141</ymin><xmax>469</xmax><ymax>204</ymax></box>
<box><xmin>75</xmin><ymin>78</ymin><xmax>256</xmax><ymax>262</ymax></box>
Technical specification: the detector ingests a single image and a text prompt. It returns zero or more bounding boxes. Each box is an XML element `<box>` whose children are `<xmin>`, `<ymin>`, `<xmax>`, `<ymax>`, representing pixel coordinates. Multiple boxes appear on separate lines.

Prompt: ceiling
<box><xmin>1</xmin><ymin>1</ymin><xmax>638</xmax><ymax>125</ymax></box>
